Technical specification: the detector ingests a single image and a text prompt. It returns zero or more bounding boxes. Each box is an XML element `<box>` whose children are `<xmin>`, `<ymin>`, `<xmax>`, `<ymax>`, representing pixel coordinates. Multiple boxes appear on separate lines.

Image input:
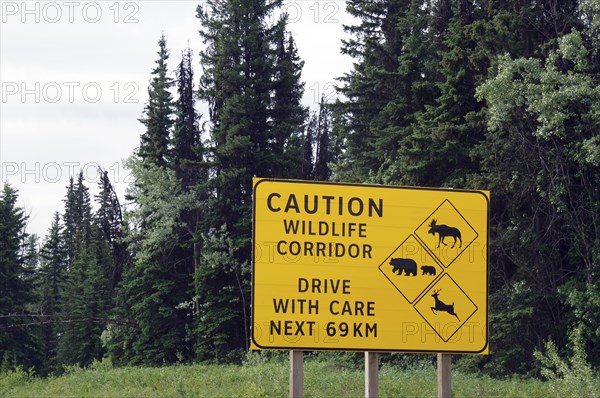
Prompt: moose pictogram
<box><xmin>431</xmin><ymin>289</ymin><xmax>460</xmax><ymax>321</ymax></box>
<box><xmin>428</xmin><ymin>219</ymin><xmax>462</xmax><ymax>248</ymax></box>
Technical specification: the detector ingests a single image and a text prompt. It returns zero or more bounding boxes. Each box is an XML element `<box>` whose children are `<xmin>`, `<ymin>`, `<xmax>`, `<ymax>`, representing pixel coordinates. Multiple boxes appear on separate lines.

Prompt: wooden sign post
<box><xmin>437</xmin><ymin>353</ymin><xmax>451</xmax><ymax>398</ymax></box>
<box><xmin>365</xmin><ymin>352</ymin><xmax>379</xmax><ymax>398</ymax></box>
<box><xmin>290</xmin><ymin>350</ymin><xmax>303</xmax><ymax>398</ymax></box>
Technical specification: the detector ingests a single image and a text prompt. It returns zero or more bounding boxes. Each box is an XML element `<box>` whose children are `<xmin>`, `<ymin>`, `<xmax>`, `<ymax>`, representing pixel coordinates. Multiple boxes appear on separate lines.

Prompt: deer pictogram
<box><xmin>428</xmin><ymin>219</ymin><xmax>462</xmax><ymax>248</ymax></box>
<box><xmin>431</xmin><ymin>289</ymin><xmax>460</xmax><ymax>321</ymax></box>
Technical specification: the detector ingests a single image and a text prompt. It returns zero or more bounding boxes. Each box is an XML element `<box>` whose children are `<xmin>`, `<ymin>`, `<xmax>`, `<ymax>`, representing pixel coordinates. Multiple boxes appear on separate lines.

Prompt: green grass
<box><xmin>1</xmin><ymin>356</ymin><xmax>554</xmax><ymax>398</ymax></box>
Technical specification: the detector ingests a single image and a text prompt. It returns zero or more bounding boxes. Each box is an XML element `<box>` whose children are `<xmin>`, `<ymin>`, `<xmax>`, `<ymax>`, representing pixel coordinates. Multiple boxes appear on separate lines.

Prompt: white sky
<box><xmin>0</xmin><ymin>0</ymin><xmax>355</xmax><ymax>239</ymax></box>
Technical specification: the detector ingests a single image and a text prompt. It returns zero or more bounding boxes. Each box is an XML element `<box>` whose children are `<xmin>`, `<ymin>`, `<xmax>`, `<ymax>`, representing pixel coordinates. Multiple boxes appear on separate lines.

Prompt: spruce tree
<box><xmin>57</xmin><ymin>175</ymin><xmax>112</xmax><ymax>367</ymax></box>
<box><xmin>36</xmin><ymin>213</ymin><xmax>67</xmax><ymax>374</ymax></box>
<box><xmin>335</xmin><ymin>0</ymin><xmax>437</xmax><ymax>183</ymax></box>
<box><xmin>63</xmin><ymin>171</ymin><xmax>92</xmax><ymax>265</ymax></box>
<box><xmin>0</xmin><ymin>184</ymin><xmax>39</xmax><ymax>369</ymax></box>
<box><xmin>171</xmin><ymin>47</ymin><xmax>206</xmax><ymax>280</ymax></box>
<box><xmin>111</xmin><ymin>37</ymin><xmax>200</xmax><ymax>366</ymax></box>
<box><xmin>56</xmin><ymin>233</ymin><xmax>111</xmax><ymax>367</ymax></box>
<box><xmin>397</xmin><ymin>1</ymin><xmax>480</xmax><ymax>187</ymax></box>
<box><xmin>195</xmin><ymin>0</ymin><xmax>306</xmax><ymax>359</ymax></box>
<box><xmin>172</xmin><ymin>47</ymin><xmax>204</xmax><ymax>191</ymax></box>
<box><xmin>95</xmin><ymin>169</ymin><xmax>129</xmax><ymax>291</ymax></box>
<box><xmin>314</xmin><ymin>96</ymin><xmax>335</xmax><ymax>181</ymax></box>
<box><xmin>112</xmin><ymin>161</ymin><xmax>193</xmax><ymax>365</ymax></box>
<box><xmin>270</xmin><ymin>22</ymin><xmax>307</xmax><ymax>177</ymax></box>
<box><xmin>301</xmin><ymin>113</ymin><xmax>317</xmax><ymax>180</ymax></box>
<box><xmin>138</xmin><ymin>33</ymin><xmax>174</xmax><ymax>167</ymax></box>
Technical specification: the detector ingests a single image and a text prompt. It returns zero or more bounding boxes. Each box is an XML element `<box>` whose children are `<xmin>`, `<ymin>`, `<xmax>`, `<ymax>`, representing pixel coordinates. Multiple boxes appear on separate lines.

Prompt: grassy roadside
<box><xmin>1</xmin><ymin>356</ymin><xmax>553</xmax><ymax>398</ymax></box>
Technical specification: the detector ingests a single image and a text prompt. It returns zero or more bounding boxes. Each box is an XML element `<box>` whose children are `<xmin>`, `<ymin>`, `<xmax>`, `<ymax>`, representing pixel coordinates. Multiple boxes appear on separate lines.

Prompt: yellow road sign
<box><xmin>251</xmin><ymin>178</ymin><xmax>489</xmax><ymax>354</ymax></box>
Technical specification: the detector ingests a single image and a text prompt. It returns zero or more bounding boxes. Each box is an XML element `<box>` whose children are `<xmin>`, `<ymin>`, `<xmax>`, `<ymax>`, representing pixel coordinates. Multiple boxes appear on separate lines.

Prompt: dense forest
<box><xmin>1</xmin><ymin>0</ymin><xmax>598</xmax><ymax>378</ymax></box>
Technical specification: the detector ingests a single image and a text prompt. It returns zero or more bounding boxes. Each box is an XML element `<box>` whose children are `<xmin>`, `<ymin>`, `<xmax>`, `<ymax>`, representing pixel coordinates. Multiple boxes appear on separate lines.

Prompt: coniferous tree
<box><xmin>36</xmin><ymin>213</ymin><xmax>67</xmax><ymax>374</ymax></box>
<box><xmin>114</xmin><ymin>158</ymin><xmax>195</xmax><ymax>365</ymax></box>
<box><xmin>138</xmin><ymin>33</ymin><xmax>174</xmax><ymax>167</ymax></box>
<box><xmin>270</xmin><ymin>23</ymin><xmax>307</xmax><ymax>177</ymax></box>
<box><xmin>195</xmin><ymin>0</ymin><xmax>306</xmax><ymax>359</ymax></box>
<box><xmin>0</xmin><ymin>184</ymin><xmax>39</xmax><ymax>369</ymax></box>
<box><xmin>172</xmin><ymin>47</ymin><xmax>204</xmax><ymax>191</ymax></box>
<box><xmin>335</xmin><ymin>0</ymin><xmax>437</xmax><ymax>183</ymax></box>
<box><xmin>57</xmin><ymin>174</ymin><xmax>112</xmax><ymax>367</ymax></box>
<box><xmin>56</xmin><ymin>232</ymin><xmax>111</xmax><ymax>367</ymax></box>
<box><xmin>95</xmin><ymin>169</ymin><xmax>129</xmax><ymax>291</ymax></box>
<box><xmin>63</xmin><ymin>171</ymin><xmax>92</xmax><ymax>266</ymax></box>
<box><xmin>301</xmin><ymin>113</ymin><xmax>317</xmax><ymax>180</ymax></box>
<box><xmin>171</xmin><ymin>47</ymin><xmax>206</xmax><ymax>280</ymax></box>
<box><xmin>397</xmin><ymin>1</ymin><xmax>480</xmax><ymax>187</ymax></box>
<box><xmin>314</xmin><ymin>96</ymin><xmax>335</xmax><ymax>181</ymax></box>
<box><xmin>110</xmin><ymin>35</ymin><xmax>207</xmax><ymax>366</ymax></box>
<box><xmin>111</xmin><ymin>37</ymin><xmax>204</xmax><ymax>366</ymax></box>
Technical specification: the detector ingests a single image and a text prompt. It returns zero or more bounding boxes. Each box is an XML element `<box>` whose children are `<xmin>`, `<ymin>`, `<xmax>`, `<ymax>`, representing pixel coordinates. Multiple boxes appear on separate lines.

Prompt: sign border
<box><xmin>251</xmin><ymin>178</ymin><xmax>489</xmax><ymax>354</ymax></box>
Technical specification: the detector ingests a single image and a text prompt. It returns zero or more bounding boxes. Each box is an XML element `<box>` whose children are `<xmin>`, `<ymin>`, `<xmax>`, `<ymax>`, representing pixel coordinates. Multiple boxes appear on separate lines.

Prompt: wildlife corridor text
<box><xmin>266</xmin><ymin>193</ymin><xmax>383</xmax><ymax>260</ymax></box>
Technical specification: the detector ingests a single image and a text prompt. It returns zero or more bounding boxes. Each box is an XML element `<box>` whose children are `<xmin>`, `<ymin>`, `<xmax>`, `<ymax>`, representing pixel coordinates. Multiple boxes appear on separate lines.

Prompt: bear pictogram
<box><xmin>421</xmin><ymin>265</ymin><xmax>436</xmax><ymax>276</ymax></box>
<box><xmin>389</xmin><ymin>258</ymin><xmax>417</xmax><ymax>276</ymax></box>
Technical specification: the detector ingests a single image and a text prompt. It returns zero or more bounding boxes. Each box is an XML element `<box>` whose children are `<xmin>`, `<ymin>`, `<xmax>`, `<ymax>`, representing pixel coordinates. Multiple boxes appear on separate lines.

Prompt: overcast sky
<box><xmin>0</xmin><ymin>0</ymin><xmax>355</xmax><ymax>239</ymax></box>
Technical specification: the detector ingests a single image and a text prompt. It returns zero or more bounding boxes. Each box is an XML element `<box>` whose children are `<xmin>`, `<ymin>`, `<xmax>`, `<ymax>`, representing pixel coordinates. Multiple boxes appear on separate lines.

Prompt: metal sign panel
<box><xmin>251</xmin><ymin>178</ymin><xmax>489</xmax><ymax>354</ymax></box>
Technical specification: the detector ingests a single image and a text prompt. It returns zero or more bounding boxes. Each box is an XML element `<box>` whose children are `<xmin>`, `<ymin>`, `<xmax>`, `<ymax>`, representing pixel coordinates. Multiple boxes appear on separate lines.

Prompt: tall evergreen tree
<box><xmin>335</xmin><ymin>0</ymin><xmax>437</xmax><ymax>183</ymax></box>
<box><xmin>314</xmin><ymin>96</ymin><xmax>335</xmax><ymax>181</ymax></box>
<box><xmin>95</xmin><ymin>169</ymin><xmax>129</xmax><ymax>291</ymax></box>
<box><xmin>63</xmin><ymin>171</ymin><xmax>92</xmax><ymax>266</ymax></box>
<box><xmin>270</xmin><ymin>23</ymin><xmax>307</xmax><ymax>177</ymax></box>
<box><xmin>397</xmin><ymin>1</ymin><xmax>481</xmax><ymax>187</ymax></box>
<box><xmin>172</xmin><ymin>47</ymin><xmax>204</xmax><ymax>191</ymax></box>
<box><xmin>109</xmin><ymin>37</ymin><xmax>203</xmax><ymax>366</ymax></box>
<box><xmin>195</xmin><ymin>0</ymin><xmax>306</xmax><ymax>359</ymax></box>
<box><xmin>56</xmin><ymin>174</ymin><xmax>113</xmax><ymax>367</ymax></box>
<box><xmin>138</xmin><ymin>33</ymin><xmax>174</xmax><ymax>167</ymax></box>
<box><xmin>0</xmin><ymin>184</ymin><xmax>39</xmax><ymax>369</ymax></box>
<box><xmin>36</xmin><ymin>213</ymin><xmax>67</xmax><ymax>374</ymax></box>
<box><xmin>301</xmin><ymin>113</ymin><xmax>317</xmax><ymax>180</ymax></box>
<box><xmin>171</xmin><ymin>47</ymin><xmax>206</xmax><ymax>281</ymax></box>
<box><xmin>56</xmin><ymin>232</ymin><xmax>112</xmax><ymax>367</ymax></box>
<box><xmin>113</xmin><ymin>158</ymin><xmax>195</xmax><ymax>365</ymax></box>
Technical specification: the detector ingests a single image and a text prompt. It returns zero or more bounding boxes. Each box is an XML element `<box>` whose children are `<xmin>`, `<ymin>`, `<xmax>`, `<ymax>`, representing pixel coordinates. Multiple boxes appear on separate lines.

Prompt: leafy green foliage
<box><xmin>111</xmin><ymin>158</ymin><xmax>196</xmax><ymax>365</ymax></box>
<box><xmin>194</xmin><ymin>225</ymin><xmax>249</xmax><ymax>361</ymax></box>
<box><xmin>474</xmin><ymin>25</ymin><xmax>600</xmax><ymax>373</ymax></box>
<box><xmin>534</xmin><ymin>326</ymin><xmax>599</xmax><ymax>398</ymax></box>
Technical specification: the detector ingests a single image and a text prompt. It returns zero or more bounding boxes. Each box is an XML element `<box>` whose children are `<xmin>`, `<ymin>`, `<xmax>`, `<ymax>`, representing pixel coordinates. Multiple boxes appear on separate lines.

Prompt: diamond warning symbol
<box><xmin>414</xmin><ymin>199</ymin><xmax>478</xmax><ymax>268</ymax></box>
<box><xmin>378</xmin><ymin>234</ymin><xmax>443</xmax><ymax>304</ymax></box>
<box><xmin>413</xmin><ymin>274</ymin><xmax>478</xmax><ymax>342</ymax></box>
